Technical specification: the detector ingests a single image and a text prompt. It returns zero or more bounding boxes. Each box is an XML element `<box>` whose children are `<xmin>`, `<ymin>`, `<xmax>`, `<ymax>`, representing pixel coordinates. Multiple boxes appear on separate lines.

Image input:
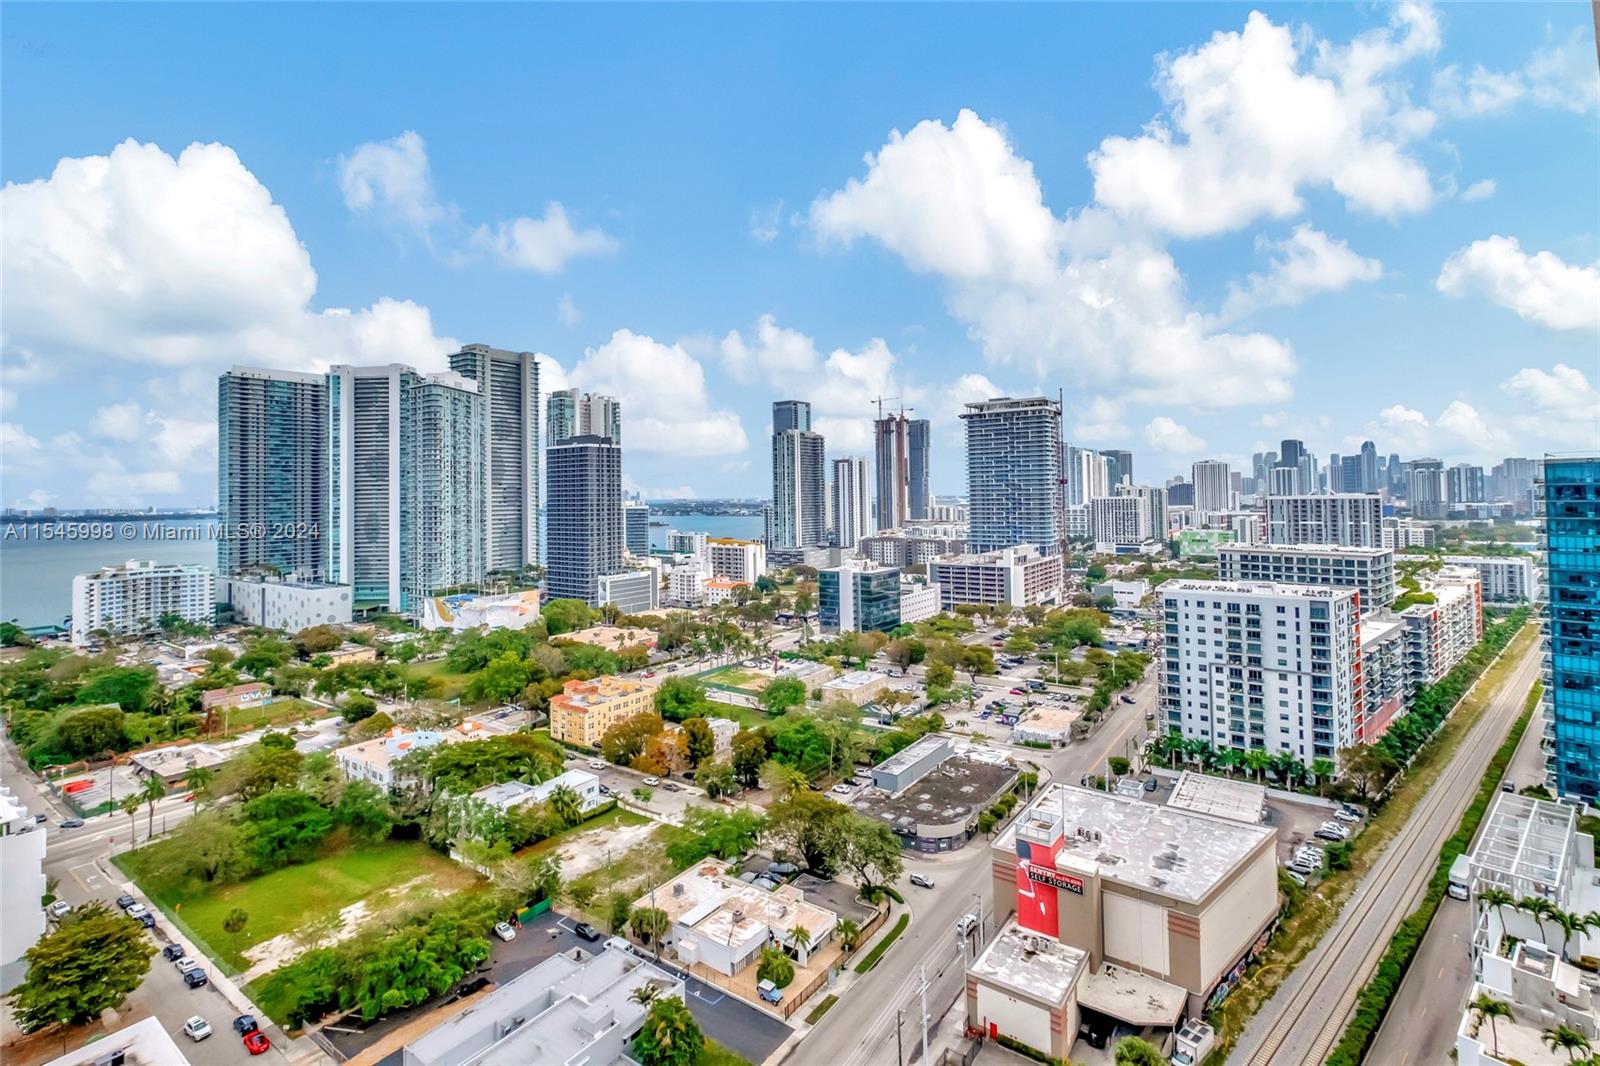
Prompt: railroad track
<box><xmin>1237</xmin><ymin>645</ymin><xmax>1538</xmax><ymax>1066</ymax></box>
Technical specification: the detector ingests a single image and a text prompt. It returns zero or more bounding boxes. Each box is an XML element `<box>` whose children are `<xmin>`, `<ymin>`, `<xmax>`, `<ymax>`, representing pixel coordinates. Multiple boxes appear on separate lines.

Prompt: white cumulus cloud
<box><xmin>470</xmin><ymin>203</ymin><xmax>617</xmax><ymax>274</ymax></box>
<box><xmin>569</xmin><ymin>329</ymin><xmax>748</xmax><ymax>458</ymax></box>
<box><xmin>1219</xmin><ymin>225</ymin><xmax>1383</xmax><ymax>322</ymax></box>
<box><xmin>1144</xmin><ymin>416</ymin><xmax>1207</xmax><ymax>453</ymax></box>
<box><xmin>1460</xmin><ymin>179</ymin><xmax>1497</xmax><ymax>202</ymax></box>
<box><xmin>1432</xmin><ymin>29</ymin><xmax>1600</xmax><ymax>117</ymax></box>
<box><xmin>1436</xmin><ymin>236</ymin><xmax>1600</xmax><ymax>333</ymax></box>
<box><xmin>337</xmin><ymin>130</ymin><xmax>446</xmax><ymax>238</ymax></box>
<box><xmin>809</xmin><ymin>109</ymin><xmax>1296</xmax><ymax>408</ymax></box>
<box><xmin>1089</xmin><ymin>4</ymin><xmax>1438</xmax><ymax>237</ymax></box>
<box><xmin>1502</xmin><ymin>364</ymin><xmax>1600</xmax><ymax>448</ymax></box>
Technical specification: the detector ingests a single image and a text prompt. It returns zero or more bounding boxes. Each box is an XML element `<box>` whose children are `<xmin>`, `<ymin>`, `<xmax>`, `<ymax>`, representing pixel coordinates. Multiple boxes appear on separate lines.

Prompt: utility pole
<box><xmin>896</xmin><ymin>1009</ymin><xmax>904</xmax><ymax>1066</ymax></box>
<box><xmin>918</xmin><ymin>962</ymin><xmax>930</xmax><ymax>1063</ymax></box>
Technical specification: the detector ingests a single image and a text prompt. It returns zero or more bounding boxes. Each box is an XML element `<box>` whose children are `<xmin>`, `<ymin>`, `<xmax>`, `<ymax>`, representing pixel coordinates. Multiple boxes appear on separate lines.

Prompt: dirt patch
<box><xmin>548</xmin><ymin>820</ymin><xmax>659</xmax><ymax>881</ymax></box>
<box><xmin>237</xmin><ymin>875</ymin><xmax>446</xmax><ymax>983</ymax></box>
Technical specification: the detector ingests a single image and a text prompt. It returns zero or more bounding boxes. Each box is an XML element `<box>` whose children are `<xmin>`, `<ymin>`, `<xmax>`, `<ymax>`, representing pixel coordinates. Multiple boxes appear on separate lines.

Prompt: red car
<box><xmin>1009</xmin><ymin>687</ymin><xmax>1026</xmax><ymax>695</ymax></box>
<box><xmin>242</xmin><ymin>1030</ymin><xmax>271</xmax><ymax>1056</ymax></box>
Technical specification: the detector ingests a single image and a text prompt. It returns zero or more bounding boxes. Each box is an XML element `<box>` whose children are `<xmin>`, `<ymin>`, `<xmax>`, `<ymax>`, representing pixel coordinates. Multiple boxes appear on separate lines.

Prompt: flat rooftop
<box><xmin>1078</xmin><ymin>964</ymin><xmax>1187</xmax><ymax>1027</ymax></box>
<box><xmin>1166</xmin><ymin>771</ymin><xmax>1266</xmax><ymax>824</ymax></box>
<box><xmin>998</xmin><ymin>784</ymin><xmax>1274</xmax><ymax>903</ymax></box>
<box><xmin>1218</xmin><ymin>543</ymin><xmax>1393</xmax><ymax>558</ymax></box>
<box><xmin>1161</xmin><ymin>579</ymin><xmax>1356</xmax><ymax>601</ymax></box>
<box><xmin>640</xmin><ymin>860</ymin><xmax>834</xmax><ymax>952</ymax></box>
<box><xmin>854</xmin><ymin>750</ymin><xmax>1017</xmax><ymax>833</ymax></box>
<box><xmin>824</xmin><ymin>670</ymin><xmax>888</xmax><ymax>689</ymax></box>
<box><xmin>969</xmin><ymin>921</ymin><xmax>1086</xmax><ymax>1006</ymax></box>
<box><xmin>405</xmin><ymin>947</ymin><xmax>677</xmax><ymax>1066</ymax></box>
<box><xmin>875</xmin><ymin>733</ymin><xmax>948</xmax><ymax>776</ymax></box>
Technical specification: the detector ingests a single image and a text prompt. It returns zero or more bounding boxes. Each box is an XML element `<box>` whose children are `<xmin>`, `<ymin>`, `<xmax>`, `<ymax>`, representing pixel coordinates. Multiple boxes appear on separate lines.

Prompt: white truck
<box><xmin>1448</xmin><ymin>854</ymin><xmax>1472</xmax><ymax>901</ymax></box>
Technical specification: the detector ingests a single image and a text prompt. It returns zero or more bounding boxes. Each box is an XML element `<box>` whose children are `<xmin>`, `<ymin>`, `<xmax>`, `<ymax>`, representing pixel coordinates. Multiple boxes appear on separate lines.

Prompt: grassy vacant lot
<box><xmin>210</xmin><ymin>697</ymin><xmax>327</xmax><ymax>738</ymax></box>
<box><xmin>698</xmin><ymin>666</ymin><xmax>766</xmax><ymax>692</ymax></box>
<box><xmin>1208</xmin><ymin>622</ymin><xmax>1538</xmax><ymax>1057</ymax></box>
<box><xmin>515</xmin><ymin>805</ymin><xmax>651</xmax><ymax>860</ymax></box>
<box><xmin>118</xmin><ymin>837</ymin><xmax>481</xmax><ymax>972</ymax></box>
<box><xmin>404</xmin><ymin>658</ymin><xmax>476</xmax><ymax>701</ymax></box>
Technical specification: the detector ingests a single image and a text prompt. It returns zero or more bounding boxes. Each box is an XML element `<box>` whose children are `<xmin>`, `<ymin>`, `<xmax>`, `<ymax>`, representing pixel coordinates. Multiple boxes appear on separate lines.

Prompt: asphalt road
<box><xmin>1362</xmin><ymin>677</ymin><xmax>1551</xmax><ymax>1066</ymax></box>
<box><xmin>1229</xmin><ymin>636</ymin><xmax>1540</xmax><ymax>1066</ymax></box>
<box><xmin>796</xmin><ymin>668</ymin><xmax>1158</xmax><ymax>1066</ymax></box>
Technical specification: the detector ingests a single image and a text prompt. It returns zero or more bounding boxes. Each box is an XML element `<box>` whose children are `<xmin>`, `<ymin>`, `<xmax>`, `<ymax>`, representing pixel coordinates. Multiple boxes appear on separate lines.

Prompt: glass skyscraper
<box><xmin>449</xmin><ymin>345</ymin><xmax>541</xmax><ymax>573</ymax></box>
<box><xmin>771</xmin><ymin>400</ymin><xmax>826</xmax><ymax>549</ymax></box>
<box><xmin>546</xmin><ymin>435</ymin><xmax>624</xmax><ymax>606</ymax></box>
<box><xmin>1543</xmin><ymin>456</ymin><xmax>1600</xmax><ymax>801</ymax></box>
<box><xmin>962</xmin><ymin>396</ymin><xmax>1062</xmax><ymax>554</ymax></box>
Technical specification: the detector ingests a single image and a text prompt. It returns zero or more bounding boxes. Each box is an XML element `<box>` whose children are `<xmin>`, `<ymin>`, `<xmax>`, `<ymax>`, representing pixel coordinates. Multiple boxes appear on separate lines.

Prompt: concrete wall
<box><xmin>1198</xmin><ymin>844</ymin><xmax>1278</xmax><ymax>991</ymax></box>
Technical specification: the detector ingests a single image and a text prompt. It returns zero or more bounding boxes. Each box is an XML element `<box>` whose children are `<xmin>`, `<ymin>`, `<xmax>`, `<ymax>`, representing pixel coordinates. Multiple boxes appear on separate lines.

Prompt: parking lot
<box><xmin>323</xmin><ymin>910</ymin><xmax>790</xmax><ymax>1065</ymax></box>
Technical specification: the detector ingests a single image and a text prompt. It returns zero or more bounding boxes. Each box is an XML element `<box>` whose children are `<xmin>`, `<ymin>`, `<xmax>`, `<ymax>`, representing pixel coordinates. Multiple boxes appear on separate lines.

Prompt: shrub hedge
<box><xmin>854</xmin><ymin>914</ymin><xmax>909</xmax><ymax>974</ymax></box>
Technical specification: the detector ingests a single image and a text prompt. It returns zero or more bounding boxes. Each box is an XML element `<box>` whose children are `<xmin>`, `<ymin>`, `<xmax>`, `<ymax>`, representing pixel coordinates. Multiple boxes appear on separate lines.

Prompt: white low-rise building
<box><xmin>1091</xmin><ymin>579</ymin><xmax>1150</xmax><ymax>610</ymax></box>
<box><xmin>71</xmin><ymin>559</ymin><xmax>214</xmax><ymax>646</ymax></box>
<box><xmin>640</xmin><ymin>859</ymin><xmax>836</xmax><ymax>975</ymax></box>
<box><xmin>899</xmin><ymin>578</ymin><xmax>942</xmax><ymax>625</ymax></box>
<box><xmin>334</xmin><ymin>721</ymin><xmax>494</xmax><ymax>791</ymax></box>
<box><xmin>705</xmin><ymin>538</ymin><xmax>766</xmax><ymax>584</ymax></box>
<box><xmin>42</xmin><ymin>1017</ymin><xmax>191</xmax><ymax>1066</ymax></box>
<box><xmin>220</xmin><ymin>575</ymin><xmax>353</xmax><ymax>633</ymax></box>
<box><xmin>666</xmin><ymin>564</ymin><xmax>708</xmax><ymax>607</ymax></box>
<box><xmin>821</xmin><ymin>670</ymin><xmax>890</xmax><ymax>706</ymax></box>
<box><xmin>471</xmin><ymin>769</ymin><xmax>604</xmax><ymax>814</ymax></box>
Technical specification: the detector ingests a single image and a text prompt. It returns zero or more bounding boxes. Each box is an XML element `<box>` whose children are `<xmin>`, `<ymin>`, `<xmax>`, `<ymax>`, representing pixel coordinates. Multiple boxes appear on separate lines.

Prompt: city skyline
<box><xmin>2</xmin><ymin>3</ymin><xmax>1598</xmax><ymax>510</ymax></box>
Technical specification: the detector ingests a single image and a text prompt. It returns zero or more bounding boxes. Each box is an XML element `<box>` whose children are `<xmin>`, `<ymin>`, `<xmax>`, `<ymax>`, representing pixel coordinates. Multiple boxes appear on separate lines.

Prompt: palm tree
<box><xmin>1545</xmin><ymin>908</ymin><xmax>1585</xmax><ymax>959</ymax></box>
<box><xmin>788</xmin><ymin>924</ymin><xmax>812</xmax><ymax>958</ymax></box>
<box><xmin>119</xmin><ymin>793</ymin><xmax>141</xmax><ymax>849</ymax></box>
<box><xmin>1480</xmin><ymin>888</ymin><xmax>1517</xmax><ymax>933</ymax></box>
<box><xmin>1310</xmin><ymin>757</ymin><xmax>1336</xmax><ymax>796</ymax></box>
<box><xmin>547</xmin><ymin>785</ymin><xmax>583</xmax><ymax>829</ymax></box>
<box><xmin>1469</xmin><ymin>993</ymin><xmax>1513</xmax><ymax>1058</ymax></box>
<box><xmin>836</xmin><ymin>918</ymin><xmax>862</xmax><ymax>954</ymax></box>
<box><xmin>1520</xmin><ymin>896</ymin><xmax>1558</xmax><ymax>948</ymax></box>
<box><xmin>1542</xmin><ymin>1024</ymin><xmax>1592</xmax><ymax>1063</ymax></box>
<box><xmin>140</xmin><ymin>776</ymin><xmax>166</xmax><ymax>839</ymax></box>
<box><xmin>1243</xmin><ymin>749</ymin><xmax>1272</xmax><ymax>784</ymax></box>
<box><xmin>629</xmin><ymin>983</ymin><xmax>661</xmax><ymax>1006</ymax></box>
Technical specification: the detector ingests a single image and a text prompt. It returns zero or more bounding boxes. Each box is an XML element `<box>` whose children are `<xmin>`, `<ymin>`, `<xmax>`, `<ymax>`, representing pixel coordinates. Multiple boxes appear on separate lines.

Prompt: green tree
<box><xmin>466</xmin><ymin>652</ymin><xmax>533</xmax><ymax>705</ymax></box>
<box><xmin>242</xmin><ymin>789</ymin><xmax>335</xmax><ymax>870</ymax></box>
<box><xmin>342</xmin><ymin>693</ymin><xmax>379</xmax><ymax>722</ymax></box>
<box><xmin>1310</xmin><ymin>757</ymin><xmax>1336</xmax><ymax>795</ymax></box>
<box><xmin>607</xmin><ymin>892</ymin><xmax>634</xmax><ymax>935</ymax></box>
<box><xmin>766</xmin><ymin>791</ymin><xmax>852</xmax><ymax>875</ymax></box>
<box><xmin>681</xmin><ymin>717</ymin><xmax>716</xmax><ymax>768</ymax></box>
<box><xmin>632</xmin><ymin>996</ymin><xmax>704</xmax><ymax>1066</ymax></box>
<box><xmin>56</xmin><ymin>705</ymin><xmax>129</xmax><ymax>757</ymax></box>
<box><xmin>630</xmin><ymin>906</ymin><xmax>671</xmax><ymax>945</ymax></box>
<box><xmin>74</xmin><ymin>667</ymin><xmax>157</xmax><ymax>713</ymax></box>
<box><xmin>1541</xmin><ymin>1024</ymin><xmax>1591</xmax><ymax>1063</ymax></box>
<box><xmin>140</xmin><ymin>774</ymin><xmax>166</xmax><ymax>838</ymax></box>
<box><xmin>925</xmin><ymin>660</ymin><xmax>956</xmax><ymax>690</ymax></box>
<box><xmin>694</xmin><ymin>760</ymin><xmax>737</xmax><ymax>799</ymax></box>
<box><xmin>543</xmin><ymin>598</ymin><xmax>598</xmax><ymax>636</ymax></box>
<box><xmin>756</xmin><ymin>945</ymin><xmax>795</xmax><ymax>988</ymax></box>
<box><xmin>760</xmin><ymin>677</ymin><xmax>808</xmax><ymax>715</ymax></box>
<box><xmin>958</xmin><ymin>644</ymin><xmax>996</xmax><ymax>684</ymax></box>
<box><xmin>601</xmin><ymin>712</ymin><xmax>665</xmax><ymax>766</ymax></box>
<box><xmin>654</xmin><ymin>677</ymin><xmax>711</xmax><ymax>722</ymax></box>
<box><xmin>1338</xmin><ymin>745</ymin><xmax>1397</xmax><ymax>801</ymax></box>
<box><xmin>5</xmin><ymin>903</ymin><xmax>154</xmax><ymax>1031</ymax></box>
<box><xmin>838</xmin><ymin>814</ymin><xmax>904</xmax><ymax>890</ymax></box>
<box><xmin>1114</xmin><ymin>1036</ymin><xmax>1167</xmax><ymax>1066</ymax></box>
<box><xmin>546</xmin><ymin>785</ymin><xmax>583</xmax><ymax>829</ymax></box>
<box><xmin>334</xmin><ymin>780</ymin><xmax>396</xmax><ymax>842</ymax></box>
<box><xmin>835</xmin><ymin>918</ymin><xmax>862</xmax><ymax>953</ymax></box>
<box><xmin>1468</xmin><ymin>994</ymin><xmax>1512</xmax><ymax>1058</ymax></box>
<box><xmin>223</xmin><ymin>907</ymin><xmax>250</xmax><ymax>953</ymax></box>
<box><xmin>1108</xmin><ymin>756</ymin><xmax>1131</xmax><ymax>777</ymax></box>
<box><xmin>184</xmin><ymin>765</ymin><xmax>216</xmax><ymax>808</ymax></box>
<box><xmin>119</xmin><ymin>793</ymin><xmax>141</xmax><ymax>849</ymax></box>
<box><xmin>730</xmin><ymin>729</ymin><xmax>768</xmax><ymax>789</ymax></box>
<box><xmin>293</xmin><ymin>625</ymin><xmax>342</xmax><ymax>657</ymax></box>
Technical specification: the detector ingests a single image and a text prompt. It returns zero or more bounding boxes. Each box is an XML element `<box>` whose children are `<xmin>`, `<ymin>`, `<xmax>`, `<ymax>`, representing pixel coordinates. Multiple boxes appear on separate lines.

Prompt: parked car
<box><xmin>1145</xmin><ymin>711</ymin><xmax>1157</xmax><ymax>722</ymax></box>
<box><xmin>1285</xmin><ymin>869</ymin><xmax>1307</xmax><ymax>887</ymax></box>
<box><xmin>1143</xmin><ymin>777</ymin><xmax>1159</xmax><ymax>792</ymax></box>
<box><xmin>1120</xmin><ymin>694</ymin><xmax>1136</xmax><ymax>704</ymax></box>
<box><xmin>588</xmin><ymin>759</ymin><xmax>606</xmax><ymax>770</ymax></box>
<box><xmin>1502</xmin><ymin>780</ymin><xmax>1515</xmax><ymax>793</ymax></box>
<box><xmin>757</xmin><ymin>978</ymin><xmax>783</xmax><ymax>1004</ymax></box>
<box><xmin>182</xmin><ymin>1017</ymin><xmax>212</xmax><ymax>1042</ymax></box>
<box><xmin>174</xmin><ymin>956</ymin><xmax>201</xmax><ymax>975</ymax></box>
<box><xmin>137</xmin><ymin>912</ymin><xmax>156</xmax><ymax>929</ymax></box>
<box><xmin>232</xmin><ymin>1016</ymin><xmax>257</xmax><ymax>1036</ymax></box>
<box><xmin>46</xmin><ymin>900</ymin><xmax>71</xmax><ymax>920</ymax></box>
<box><xmin>242</xmin><ymin>1030</ymin><xmax>271</xmax><ymax>1055</ymax></box>
<box><xmin>955</xmin><ymin>913</ymin><xmax>978</xmax><ymax>936</ymax></box>
<box><xmin>831</xmin><ymin>784</ymin><xmax>852</xmax><ymax>794</ymax></box>
<box><xmin>768</xmin><ymin>861</ymin><xmax>799</xmax><ymax>876</ymax></box>
<box><xmin>115</xmin><ymin>895</ymin><xmax>136</xmax><ymax>910</ymax></box>
<box><xmin>493</xmin><ymin>921</ymin><xmax>517</xmax><ymax>942</ymax></box>
<box><xmin>1314</xmin><ymin>824</ymin><xmax>1348</xmax><ymax>842</ymax></box>
<box><xmin>573</xmin><ymin>922</ymin><xmax>602</xmax><ymax>942</ymax></box>
<box><xmin>909</xmin><ymin>873</ymin><xmax>934</xmax><ymax>889</ymax></box>
<box><xmin>1333</xmin><ymin>808</ymin><xmax>1360</xmax><ymax>824</ymax></box>
<box><xmin>642</xmin><ymin>776</ymin><xmax>661</xmax><ymax>787</ymax></box>
<box><xmin>661</xmin><ymin>781</ymin><xmax>681</xmax><ymax>792</ymax></box>
<box><xmin>126</xmin><ymin>903</ymin><xmax>148</xmax><ymax>918</ymax></box>
<box><xmin>59</xmin><ymin>819</ymin><xmax>84</xmax><ymax>829</ymax></box>
<box><xmin>183</xmin><ymin>969</ymin><xmax>208</xmax><ymax>989</ymax></box>
<box><xmin>162</xmin><ymin>943</ymin><xmax>186</xmax><ymax>961</ymax></box>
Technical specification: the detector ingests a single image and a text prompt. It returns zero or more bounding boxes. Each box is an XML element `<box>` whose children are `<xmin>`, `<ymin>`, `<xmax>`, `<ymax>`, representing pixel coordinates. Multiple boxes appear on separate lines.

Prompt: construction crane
<box><xmin>870</xmin><ymin>396</ymin><xmax>914</xmax><ymax>420</ymax></box>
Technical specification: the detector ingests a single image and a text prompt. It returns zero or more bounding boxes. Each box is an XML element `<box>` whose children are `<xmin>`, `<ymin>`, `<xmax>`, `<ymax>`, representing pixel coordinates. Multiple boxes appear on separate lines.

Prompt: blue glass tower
<box><xmin>1543</xmin><ymin>456</ymin><xmax>1600</xmax><ymax>801</ymax></box>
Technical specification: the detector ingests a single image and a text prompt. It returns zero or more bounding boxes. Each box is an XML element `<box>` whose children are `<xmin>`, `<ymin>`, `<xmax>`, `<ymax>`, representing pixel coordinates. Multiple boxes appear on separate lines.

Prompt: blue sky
<box><xmin>2</xmin><ymin>2</ymin><xmax>1597</xmax><ymax>507</ymax></box>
